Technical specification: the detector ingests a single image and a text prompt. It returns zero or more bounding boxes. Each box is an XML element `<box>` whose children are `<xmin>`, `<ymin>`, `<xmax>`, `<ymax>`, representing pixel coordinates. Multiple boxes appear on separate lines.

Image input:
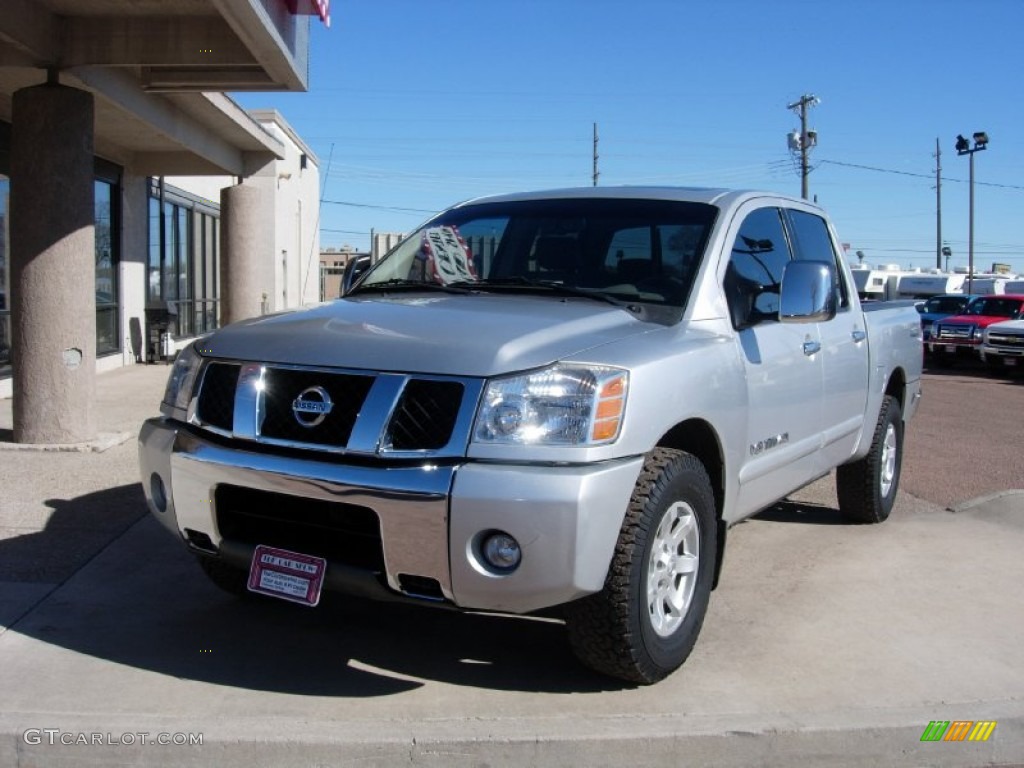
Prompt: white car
<box><xmin>980</xmin><ymin>318</ymin><xmax>1024</xmax><ymax>373</ymax></box>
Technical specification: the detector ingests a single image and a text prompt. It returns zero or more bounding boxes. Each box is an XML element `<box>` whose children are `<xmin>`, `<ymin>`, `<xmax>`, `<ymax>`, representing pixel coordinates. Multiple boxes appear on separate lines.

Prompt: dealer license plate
<box><xmin>247</xmin><ymin>545</ymin><xmax>326</xmax><ymax>607</ymax></box>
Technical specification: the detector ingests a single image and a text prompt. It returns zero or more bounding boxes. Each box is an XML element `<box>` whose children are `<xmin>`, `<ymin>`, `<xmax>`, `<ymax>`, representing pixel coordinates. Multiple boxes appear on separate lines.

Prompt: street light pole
<box><xmin>955</xmin><ymin>131</ymin><xmax>988</xmax><ymax>295</ymax></box>
<box><xmin>968</xmin><ymin>149</ymin><xmax>975</xmax><ymax>294</ymax></box>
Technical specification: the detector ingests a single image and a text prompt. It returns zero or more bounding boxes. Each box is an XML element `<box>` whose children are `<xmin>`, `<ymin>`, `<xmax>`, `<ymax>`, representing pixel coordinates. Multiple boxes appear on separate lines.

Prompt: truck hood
<box><xmin>939</xmin><ymin>314</ymin><xmax>1017</xmax><ymax>329</ymax></box>
<box><xmin>985</xmin><ymin>319</ymin><xmax>1024</xmax><ymax>333</ymax></box>
<box><xmin>203</xmin><ymin>294</ymin><xmax>660</xmax><ymax>377</ymax></box>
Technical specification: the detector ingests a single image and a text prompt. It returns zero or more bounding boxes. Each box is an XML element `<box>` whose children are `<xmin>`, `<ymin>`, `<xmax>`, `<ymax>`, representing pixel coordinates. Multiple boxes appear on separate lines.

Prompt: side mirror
<box><xmin>779</xmin><ymin>260</ymin><xmax>837</xmax><ymax>324</ymax></box>
<box><xmin>341</xmin><ymin>256</ymin><xmax>371</xmax><ymax>296</ymax></box>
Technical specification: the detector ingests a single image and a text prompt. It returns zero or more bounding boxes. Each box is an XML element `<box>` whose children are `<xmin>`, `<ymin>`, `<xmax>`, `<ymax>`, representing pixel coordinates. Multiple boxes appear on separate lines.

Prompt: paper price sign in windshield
<box><xmin>422</xmin><ymin>226</ymin><xmax>477</xmax><ymax>285</ymax></box>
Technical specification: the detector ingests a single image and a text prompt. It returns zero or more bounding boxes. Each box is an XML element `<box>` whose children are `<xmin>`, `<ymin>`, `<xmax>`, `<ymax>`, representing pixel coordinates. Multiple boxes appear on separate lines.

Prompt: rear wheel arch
<box><xmin>884</xmin><ymin>367</ymin><xmax>907</xmax><ymax>412</ymax></box>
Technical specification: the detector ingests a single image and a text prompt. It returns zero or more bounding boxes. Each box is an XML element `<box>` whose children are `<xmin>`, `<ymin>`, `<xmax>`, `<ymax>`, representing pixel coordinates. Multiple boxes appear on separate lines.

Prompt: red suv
<box><xmin>929</xmin><ymin>294</ymin><xmax>1024</xmax><ymax>364</ymax></box>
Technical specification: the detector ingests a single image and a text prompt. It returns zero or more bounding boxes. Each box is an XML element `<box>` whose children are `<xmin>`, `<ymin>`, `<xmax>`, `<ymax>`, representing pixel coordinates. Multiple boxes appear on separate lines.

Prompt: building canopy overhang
<box><xmin>0</xmin><ymin>0</ymin><xmax>316</xmax><ymax>175</ymax></box>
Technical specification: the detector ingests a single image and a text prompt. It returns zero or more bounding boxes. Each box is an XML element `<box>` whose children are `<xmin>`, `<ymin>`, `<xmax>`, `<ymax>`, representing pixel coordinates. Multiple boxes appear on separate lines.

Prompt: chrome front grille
<box><xmin>259</xmin><ymin>367</ymin><xmax>374</xmax><ymax>446</ymax></box>
<box><xmin>934</xmin><ymin>324</ymin><xmax>973</xmax><ymax>341</ymax></box>
<box><xmin>987</xmin><ymin>332</ymin><xmax>1024</xmax><ymax>349</ymax></box>
<box><xmin>191</xmin><ymin>361</ymin><xmax>482</xmax><ymax>458</ymax></box>
<box><xmin>196</xmin><ymin>362</ymin><xmax>240</xmax><ymax>431</ymax></box>
<box><xmin>384</xmin><ymin>379</ymin><xmax>465</xmax><ymax>451</ymax></box>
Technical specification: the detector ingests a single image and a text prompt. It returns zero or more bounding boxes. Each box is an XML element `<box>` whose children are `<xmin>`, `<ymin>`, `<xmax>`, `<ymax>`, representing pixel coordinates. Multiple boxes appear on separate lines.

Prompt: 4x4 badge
<box><xmin>291</xmin><ymin>386</ymin><xmax>333</xmax><ymax>428</ymax></box>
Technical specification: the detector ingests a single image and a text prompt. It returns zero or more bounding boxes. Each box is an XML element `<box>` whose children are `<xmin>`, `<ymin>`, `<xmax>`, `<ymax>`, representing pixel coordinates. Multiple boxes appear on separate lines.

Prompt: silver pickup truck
<box><xmin>138</xmin><ymin>187</ymin><xmax>922</xmax><ymax>684</ymax></box>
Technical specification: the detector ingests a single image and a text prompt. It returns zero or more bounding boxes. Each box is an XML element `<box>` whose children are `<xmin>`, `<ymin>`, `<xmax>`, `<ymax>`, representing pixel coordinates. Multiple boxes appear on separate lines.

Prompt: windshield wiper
<box><xmin>452</xmin><ymin>277</ymin><xmax>626</xmax><ymax>308</ymax></box>
<box><xmin>348</xmin><ymin>279</ymin><xmax>475</xmax><ymax>296</ymax></box>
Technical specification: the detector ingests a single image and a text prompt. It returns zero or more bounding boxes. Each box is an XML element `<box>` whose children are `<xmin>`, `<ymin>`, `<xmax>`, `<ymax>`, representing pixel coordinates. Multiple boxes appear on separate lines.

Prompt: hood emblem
<box><xmin>291</xmin><ymin>386</ymin><xmax>333</xmax><ymax>428</ymax></box>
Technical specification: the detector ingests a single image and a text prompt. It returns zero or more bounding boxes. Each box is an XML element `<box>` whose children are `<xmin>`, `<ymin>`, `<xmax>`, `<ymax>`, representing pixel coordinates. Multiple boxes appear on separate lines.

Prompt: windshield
<box><xmin>354</xmin><ymin>198</ymin><xmax>718</xmax><ymax>309</ymax></box>
<box><xmin>965</xmin><ymin>297</ymin><xmax>1024</xmax><ymax>318</ymax></box>
<box><xmin>924</xmin><ymin>296</ymin><xmax>970</xmax><ymax>314</ymax></box>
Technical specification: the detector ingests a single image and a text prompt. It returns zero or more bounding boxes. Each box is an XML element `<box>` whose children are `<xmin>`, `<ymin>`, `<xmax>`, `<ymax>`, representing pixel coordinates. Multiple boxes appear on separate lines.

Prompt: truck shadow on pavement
<box><xmin>5</xmin><ymin>483</ymin><xmax>624</xmax><ymax>696</ymax></box>
<box><xmin>0</xmin><ymin>483</ymin><xmax>145</xmax><ymax>585</ymax></box>
<box><xmin>752</xmin><ymin>498</ymin><xmax>848</xmax><ymax>525</ymax></box>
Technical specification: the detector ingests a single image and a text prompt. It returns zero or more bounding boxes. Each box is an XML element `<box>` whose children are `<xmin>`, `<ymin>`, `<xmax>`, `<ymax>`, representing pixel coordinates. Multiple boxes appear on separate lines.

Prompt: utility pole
<box><xmin>786</xmin><ymin>94</ymin><xmax>819</xmax><ymax>200</ymax></box>
<box><xmin>934</xmin><ymin>138</ymin><xmax>942</xmax><ymax>270</ymax></box>
<box><xmin>592</xmin><ymin>122</ymin><xmax>599</xmax><ymax>187</ymax></box>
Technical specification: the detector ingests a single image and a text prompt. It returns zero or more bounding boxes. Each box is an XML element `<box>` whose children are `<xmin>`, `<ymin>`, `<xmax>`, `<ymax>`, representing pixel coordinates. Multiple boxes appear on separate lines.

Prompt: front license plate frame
<box><xmin>247</xmin><ymin>545</ymin><xmax>326</xmax><ymax>607</ymax></box>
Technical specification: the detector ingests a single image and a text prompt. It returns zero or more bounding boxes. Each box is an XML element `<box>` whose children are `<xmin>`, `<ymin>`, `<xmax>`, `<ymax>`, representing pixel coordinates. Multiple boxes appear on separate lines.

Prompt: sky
<box><xmin>235</xmin><ymin>0</ymin><xmax>1024</xmax><ymax>273</ymax></box>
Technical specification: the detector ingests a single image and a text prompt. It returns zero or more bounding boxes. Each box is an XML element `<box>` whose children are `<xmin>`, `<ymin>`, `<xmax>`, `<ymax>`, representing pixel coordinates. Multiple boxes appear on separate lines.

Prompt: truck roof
<box><xmin>450</xmin><ymin>185</ymin><xmax>820</xmax><ymax>212</ymax></box>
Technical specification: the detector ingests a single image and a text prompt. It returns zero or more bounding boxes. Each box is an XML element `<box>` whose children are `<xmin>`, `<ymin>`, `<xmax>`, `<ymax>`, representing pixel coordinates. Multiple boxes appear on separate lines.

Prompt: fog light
<box><xmin>481</xmin><ymin>531</ymin><xmax>521</xmax><ymax>573</ymax></box>
<box><xmin>150</xmin><ymin>473</ymin><xmax>167</xmax><ymax>513</ymax></box>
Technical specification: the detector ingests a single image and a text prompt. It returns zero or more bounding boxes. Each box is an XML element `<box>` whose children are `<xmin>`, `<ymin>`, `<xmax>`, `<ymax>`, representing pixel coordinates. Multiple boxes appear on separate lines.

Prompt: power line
<box><xmin>321</xmin><ymin>198</ymin><xmax>438</xmax><ymax>214</ymax></box>
<box><xmin>820</xmin><ymin>159</ymin><xmax>1024</xmax><ymax>190</ymax></box>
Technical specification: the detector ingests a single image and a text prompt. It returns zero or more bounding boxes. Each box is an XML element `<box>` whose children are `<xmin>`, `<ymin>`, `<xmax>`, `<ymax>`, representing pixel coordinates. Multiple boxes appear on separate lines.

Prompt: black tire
<box><xmin>565</xmin><ymin>448</ymin><xmax>717</xmax><ymax>684</ymax></box>
<box><xmin>836</xmin><ymin>395</ymin><xmax>903</xmax><ymax>524</ymax></box>
<box><xmin>197</xmin><ymin>556</ymin><xmax>251</xmax><ymax>597</ymax></box>
<box><xmin>985</xmin><ymin>359</ymin><xmax>1007</xmax><ymax>376</ymax></box>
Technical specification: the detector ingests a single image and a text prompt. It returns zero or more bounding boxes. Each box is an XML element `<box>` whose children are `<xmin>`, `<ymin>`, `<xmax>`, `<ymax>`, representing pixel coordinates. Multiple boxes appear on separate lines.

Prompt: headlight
<box><xmin>161</xmin><ymin>342</ymin><xmax>204</xmax><ymax>417</ymax></box>
<box><xmin>473</xmin><ymin>364</ymin><xmax>628</xmax><ymax>446</ymax></box>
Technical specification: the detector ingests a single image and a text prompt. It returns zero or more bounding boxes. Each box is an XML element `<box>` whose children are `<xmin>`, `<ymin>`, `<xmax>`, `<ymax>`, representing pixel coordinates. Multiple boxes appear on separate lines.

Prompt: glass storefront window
<box><xmin>147</xmin><ymin>183</ymin><xmax>220</xmax><ymax>340</ymax></box>
<box><xmin>95</xmin><ymin>179</ymin><xmax>119</xmax><ymax>356</ymax></box>
<box><xmin>148</xmin><ymin>196</ymin><xmax>161</xmax><ymax>303</ymax></box>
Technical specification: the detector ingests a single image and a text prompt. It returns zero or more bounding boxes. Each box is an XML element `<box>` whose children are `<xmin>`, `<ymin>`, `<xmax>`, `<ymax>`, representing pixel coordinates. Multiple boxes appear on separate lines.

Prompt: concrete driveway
<box><xmin>1</xmin><ymin>364</ymin><xmax>1021</xmax><ymax>767</ymax></box>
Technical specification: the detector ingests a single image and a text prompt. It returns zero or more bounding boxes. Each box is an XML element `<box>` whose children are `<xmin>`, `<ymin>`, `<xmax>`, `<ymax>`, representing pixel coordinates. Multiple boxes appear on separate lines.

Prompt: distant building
<box><xmin>371</xmin><ymin>231</ymin><xmax>405</xmax><ymax>262</ymax></box>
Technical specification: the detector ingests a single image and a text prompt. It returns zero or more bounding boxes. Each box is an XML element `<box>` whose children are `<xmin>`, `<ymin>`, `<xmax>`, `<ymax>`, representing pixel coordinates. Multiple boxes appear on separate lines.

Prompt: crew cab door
<box><xmin>785</xmin><ymin>208</ymin><xmax>869</xmax><ymax>471</ymax></box>
<box><xmin>723</xmin><ymin>205</ymin><xmax>824</xmax><ymax>519</ymax></box>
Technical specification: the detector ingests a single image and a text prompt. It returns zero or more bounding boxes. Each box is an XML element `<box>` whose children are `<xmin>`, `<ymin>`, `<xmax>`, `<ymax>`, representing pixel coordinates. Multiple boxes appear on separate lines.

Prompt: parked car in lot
<box><xmin>139</xmin><ymin>187</ymin><xmax>922</xmax><ymax>684</ymax></box>
<box><xmin>340</xmin><ymin>254</ymin><xmax>372</xmax><ymax>296</ymax></box>
<box><xmin>929</xmin><ymin>294</ymin><xmax>1024</xmax><ymax>364</ymax></box>
<box><xmin>916</xmin><ymin>293</ymin><xmax>978</xmax><ymax>346</ymax></box>
<box><xmin>980</xmin><ymin>317</ymin><xmax>1024</xmax><ymax>373</ymax></box>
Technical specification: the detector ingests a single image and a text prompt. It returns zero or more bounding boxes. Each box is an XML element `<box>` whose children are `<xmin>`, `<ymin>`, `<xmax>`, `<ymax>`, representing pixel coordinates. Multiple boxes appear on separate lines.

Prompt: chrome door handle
<box><xmin>852</xmin><ymin>329</ymin><xmax>867</xmax><ymax>343</ymax></box>
<box><xmin>803</xmin><ymin>340</ymin><xmax>821</xmax><ymax>356</ymax></box>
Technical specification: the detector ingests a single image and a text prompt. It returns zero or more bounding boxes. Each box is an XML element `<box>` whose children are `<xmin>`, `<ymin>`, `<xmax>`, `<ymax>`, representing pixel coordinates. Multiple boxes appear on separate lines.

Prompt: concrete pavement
<box><xmin>1</xmin><ymin>364</ymin><xmax>1022</xmax><ymax>767</ymax></box>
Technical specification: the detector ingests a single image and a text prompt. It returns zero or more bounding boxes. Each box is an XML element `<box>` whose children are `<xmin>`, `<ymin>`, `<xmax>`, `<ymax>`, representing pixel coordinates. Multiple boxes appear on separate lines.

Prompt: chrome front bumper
<box><xmin>138</xmin><ymin>418</ymin><xmax>642</xmax><ymax>614</ymax></box>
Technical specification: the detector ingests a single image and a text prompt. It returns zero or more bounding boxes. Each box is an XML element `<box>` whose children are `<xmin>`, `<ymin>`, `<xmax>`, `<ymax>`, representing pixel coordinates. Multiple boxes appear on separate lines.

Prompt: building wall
<box><xmin>0</xmin><ymin>111</ymin><xmax>320</xmax><ymax>399</ymax></box>
<box><xmin>371</xmin><ymin>232</ymin><xmax>405</xmax><ymax>262</ymax></box>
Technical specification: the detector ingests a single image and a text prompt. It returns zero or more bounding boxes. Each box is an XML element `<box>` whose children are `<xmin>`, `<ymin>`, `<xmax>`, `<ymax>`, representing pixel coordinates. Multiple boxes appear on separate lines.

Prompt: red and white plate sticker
<box><xmin>247</xmin><ymin>545</ymin><xmax>326</xmax><ymax>607</ymax></box>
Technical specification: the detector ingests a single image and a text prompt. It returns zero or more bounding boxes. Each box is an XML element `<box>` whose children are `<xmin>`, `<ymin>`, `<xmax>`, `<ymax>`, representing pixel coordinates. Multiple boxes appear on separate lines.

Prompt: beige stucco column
<box><xmin>220</xmin><ymin>181</ymin><xmax>274</xmax><ymax>325</ymax></box>
<box><xmin>10</xmin><ymin>82</ymin><xmax>96</xmax><ymax>444</ymax></box>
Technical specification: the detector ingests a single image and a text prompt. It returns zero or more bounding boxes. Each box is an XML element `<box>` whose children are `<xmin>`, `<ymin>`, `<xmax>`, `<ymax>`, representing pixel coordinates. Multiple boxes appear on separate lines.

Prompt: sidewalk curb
<box><xmin>950</xmin><ymin>490</ymin><xmax>1024</xmax><ymax>514</ymax></box>
<box><xmin>3</xmin><ymin>707</ymin><xmax>1022</xmax><ymax>768</ymax></box>
<box><xmin>0</xmin><ymin>431</ymin><xmax>132</xmax><ymax>453</ymax></box>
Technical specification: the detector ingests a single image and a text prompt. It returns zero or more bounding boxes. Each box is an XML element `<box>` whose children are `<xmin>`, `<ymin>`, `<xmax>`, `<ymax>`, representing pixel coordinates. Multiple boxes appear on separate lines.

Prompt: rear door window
<box><xmin>786</xmin><ymin>209</ymin><xmax>849</xmax><ymax>309</ymax></box>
